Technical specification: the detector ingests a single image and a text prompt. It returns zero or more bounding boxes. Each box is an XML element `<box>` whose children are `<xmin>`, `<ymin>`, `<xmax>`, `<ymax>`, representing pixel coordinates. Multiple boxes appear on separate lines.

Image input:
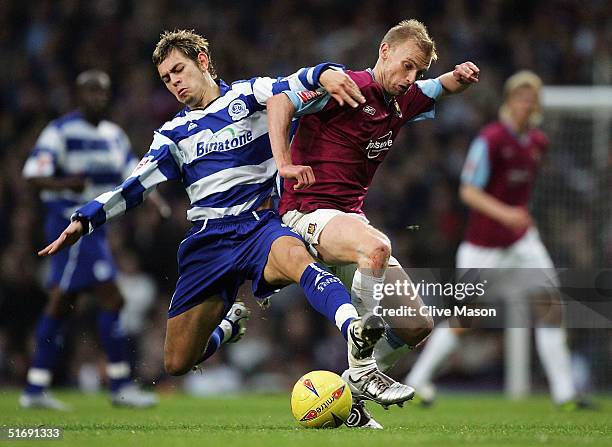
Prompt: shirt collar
<box><xmin>367</xmin><ymin>68</ymin><xmax>395</xmax><ymax>105</ymax></box>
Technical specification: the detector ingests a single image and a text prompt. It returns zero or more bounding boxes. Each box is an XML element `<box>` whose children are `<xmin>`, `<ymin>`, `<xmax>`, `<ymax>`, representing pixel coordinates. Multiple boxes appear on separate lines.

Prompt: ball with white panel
<box><xmin>290</xmin><ymin>370</ymin><xmax>352</xmax><ymax>428</ymax></box>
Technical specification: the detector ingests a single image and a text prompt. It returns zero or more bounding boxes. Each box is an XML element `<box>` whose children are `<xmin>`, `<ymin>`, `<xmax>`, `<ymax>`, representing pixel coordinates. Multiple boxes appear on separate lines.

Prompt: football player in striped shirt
<box><xmin>21</xmin><ymin>70</ymin><xmax>159</xmax><ymax>409</ymax></box>
<box><xmin>38</xmin><ymin>30</ymin><xmax>416</xmax><ymax>409</ymax></box>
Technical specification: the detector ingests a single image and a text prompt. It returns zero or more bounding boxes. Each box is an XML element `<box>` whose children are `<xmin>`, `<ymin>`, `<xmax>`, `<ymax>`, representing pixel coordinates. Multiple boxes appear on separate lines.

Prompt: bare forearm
<box><xmin>438</xmin><ymin>61</ymin><xmax>480</xmax><ymax>96</ymax></box>
<box><xmin>267</xmin><ymin>94</ymin><xmax>296</xmax><ymax>170</ymax></box>
<box><xmin>438</xmin><ymin>72</ymin><xmax>470</xmax><ymax>95</ymax></box>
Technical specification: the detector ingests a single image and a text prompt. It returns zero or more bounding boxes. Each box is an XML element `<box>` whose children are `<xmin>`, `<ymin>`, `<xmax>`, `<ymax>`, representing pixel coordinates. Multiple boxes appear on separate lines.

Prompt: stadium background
<box><xmin>0</xmin><ymin>0</ymin><xmax>610</xmax><ymax>398</ymax></box>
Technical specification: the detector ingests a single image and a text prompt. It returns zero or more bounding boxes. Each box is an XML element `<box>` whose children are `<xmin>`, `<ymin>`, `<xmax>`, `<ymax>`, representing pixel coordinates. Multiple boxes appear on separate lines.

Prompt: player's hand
<box><xmin>279</xmin><ymin>164</ymin><xmax>315</xmax><ymax>190</ymax></box>
<box><xmin>157</xmin><ymin>202</ymin><xmax>172</xmax><ymax>219</ymax></box>
<box><xmin>149</xmin><ymin>190</ymin><xmax>172</xmax><ymax>219</ymax></box>
<box><xmin>501</xmin><ymin>207</ymin><xmax>533</xmax><ymax>232</ymax></box>
<box><xmin>319</xmin><ymin>70</ymin><xmax>365</xmax><ymax>108</ymax></box>
<box><xmin>453</xmin><ymin>61</ymin><xmax>480</xmax><ymax>85</ymax></box>
<box><xmin>38</xmin><ymin>220</ymin><xmax>85</xmax><ymax>257</ymax></box>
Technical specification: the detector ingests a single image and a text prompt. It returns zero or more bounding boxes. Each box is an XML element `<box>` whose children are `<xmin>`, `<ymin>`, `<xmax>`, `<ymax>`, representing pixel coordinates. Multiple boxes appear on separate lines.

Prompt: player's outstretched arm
<box><xmin>438</xmin><ymin>61</ymin><xmax>480</xmax><ymax>96</ymax></box>
<box><xmin>38</xmin><ymin>220</ymin><xmax>84</xmax><ymax>256</ymax></box>
<box><xmin>267</xmin><ymin>94</ymin><xmax>315</xmax><ymax>190</ymax></box>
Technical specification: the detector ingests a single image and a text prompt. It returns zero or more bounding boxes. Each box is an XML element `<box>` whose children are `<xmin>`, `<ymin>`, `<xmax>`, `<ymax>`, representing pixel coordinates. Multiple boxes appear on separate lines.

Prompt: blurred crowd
<box><xmin>1</xmin><ymin>0</ymin><xmax>611</xmax><ymax>395</ymax></box>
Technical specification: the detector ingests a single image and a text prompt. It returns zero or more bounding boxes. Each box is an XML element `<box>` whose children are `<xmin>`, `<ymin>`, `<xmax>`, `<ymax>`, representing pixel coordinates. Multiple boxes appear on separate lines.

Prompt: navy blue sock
<box><xmin>97</xmin><ymin>310</ymin><xmax>130</xmax><ymax>392</ymax></box>
<box><xmin>198</xmin><ymin>327</ymin><xmax>224</xmax><ymax>364</ymax></box>
<box><xmin>25</xmin><ymin>314</ymin><xmax>64</xmax><ymax>395</ymax></box>
<box><xmin>299</xmin><ymin>263</ymin><xmax>358</xmax><ymax>341</ymax></box>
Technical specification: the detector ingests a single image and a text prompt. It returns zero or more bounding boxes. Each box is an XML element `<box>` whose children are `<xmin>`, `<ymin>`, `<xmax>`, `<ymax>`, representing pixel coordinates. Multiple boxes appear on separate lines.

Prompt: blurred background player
<box><xmin>21</xmin><ymin>70</ymin><xmax>159</xmax><ymax>409</ymax></box>
<box><xmin>406</xmin><ymin>71</ymin><xmax>586</xmax><ymax>409</ymax></box>
<box><xmin>38</xmin><ymin>30</ymin><xmax>415</xmax><ymax>409</ymax></box>
<box><xmin>267</xmin><ymin>19</ymin><xmax>479</xmax><ymax>427</ymax></box>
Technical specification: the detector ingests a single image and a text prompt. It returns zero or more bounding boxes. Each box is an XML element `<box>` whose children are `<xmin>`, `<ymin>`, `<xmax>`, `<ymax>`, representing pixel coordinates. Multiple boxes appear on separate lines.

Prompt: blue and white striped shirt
<box><xmin>76</xmin><ymin>63</ymin><xmax>342</xmax><ymax>232</ymax></box>
<box><xmin>23</xmin><ymin>111</ymin><xmax>137</xmax><ymax>220</ymax></box>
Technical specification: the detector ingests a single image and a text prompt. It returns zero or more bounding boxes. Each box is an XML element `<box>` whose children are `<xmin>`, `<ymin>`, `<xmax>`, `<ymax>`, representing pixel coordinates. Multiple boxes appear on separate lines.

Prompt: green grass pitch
<box><xmin>1</xmin><ymin>391</ymin><xmax>610</xmax><ymax>447</ymax></box>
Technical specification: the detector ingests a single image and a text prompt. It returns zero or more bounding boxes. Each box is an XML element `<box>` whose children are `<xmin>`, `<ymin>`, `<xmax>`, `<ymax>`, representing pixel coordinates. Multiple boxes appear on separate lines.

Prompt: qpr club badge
<box><xmin>228</xmin><ymin>99</ymin><xmax>249</xmax><ymax>121</ymax></box>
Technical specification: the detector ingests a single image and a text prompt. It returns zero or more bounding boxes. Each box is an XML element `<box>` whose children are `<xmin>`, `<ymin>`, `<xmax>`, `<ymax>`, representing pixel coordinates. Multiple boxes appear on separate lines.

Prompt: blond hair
<box><xmin>152</xmin><ymin>29</ymin><xmax>217</xmax><ymax>79</ymax></box>
<box><xmin>499</xmin><ymin>70</ymin><xmax>543</xmax><ymax>125</ymax></box>
<box><xmin>381</xmin><ymin>19</ymin><xmax>438</xmax><ymax>63</ymax></box>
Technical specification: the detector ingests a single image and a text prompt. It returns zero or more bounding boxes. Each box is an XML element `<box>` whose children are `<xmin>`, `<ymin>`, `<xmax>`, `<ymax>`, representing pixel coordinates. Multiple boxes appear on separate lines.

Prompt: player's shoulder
<box><xmin>346</xmin><ymin>69</ymin><xmax>377</xmax><ymax>90</ymax></box>
<box><xmin>479</xmin><ymin>121</ymin><xmax>508</xmax><ymax>143</ymax></box>
<box><xmin>99</xmin><ymin>119</ymin><xmax>126</xmax><ymax>134</ymax></box>
<box><xmin>49</xmin><ymin>110</ymin><xmax>83</xmax><ymax>131</ymax></box>
<box><xmin>157</xmin><ymin>107</ymin><xmax>192</xmax><ymax>134</ymax></box>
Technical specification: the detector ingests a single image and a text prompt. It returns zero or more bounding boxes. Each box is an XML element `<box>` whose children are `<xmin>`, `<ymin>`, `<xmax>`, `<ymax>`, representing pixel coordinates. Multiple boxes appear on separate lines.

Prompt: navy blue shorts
<box><xmin>45</xmin><ymin>214</ymin><xmax>117</xmax><ymax>293</ymax></box>
<box><xmin>168</xmin><ymin>209</ymin><xmax>303</xmax><ymax>318</ymax></box>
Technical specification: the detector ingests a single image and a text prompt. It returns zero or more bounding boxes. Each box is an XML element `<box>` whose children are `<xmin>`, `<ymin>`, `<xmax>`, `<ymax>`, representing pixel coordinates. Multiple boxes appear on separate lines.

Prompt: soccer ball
<box><xmin>290</xmin><ymin>370</ymin><xmax>352</xmax><ymax>428</ymax></box>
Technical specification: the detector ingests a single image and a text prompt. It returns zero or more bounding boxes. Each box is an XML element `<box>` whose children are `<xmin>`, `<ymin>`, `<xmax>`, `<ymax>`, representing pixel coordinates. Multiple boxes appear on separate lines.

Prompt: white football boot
<box><xmin>111</xmin><ymin>384</ymin><xmax>158</xmax><ymax>408</ymax></box>
<box><xmin>19</xmin><ymin>392</ymin><xmax>71</xmax><ymax>411</ymax></box>
<box><xmin>224</xmin><ymin>301</ymin><xmax>251</xmax><ymax>343</ymax></box>
<box><xmin>345</xmin><ymin>399</ymin><xmax>383</xmax><ymax>429</ymax></box>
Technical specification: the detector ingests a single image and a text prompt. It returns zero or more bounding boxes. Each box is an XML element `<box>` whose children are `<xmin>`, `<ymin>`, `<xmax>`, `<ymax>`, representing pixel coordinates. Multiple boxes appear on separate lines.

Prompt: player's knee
<box><xmin>106</xmin><ymin>294</ymin><xmax>125</xmax><ymax>312</ymax></box>
<box><xmin>288</xmin><ymin>243</ymin><xmax>314</xmax><ymax>264</ymax></box>
<box><xmin>164</xmin><ymin>355</ymin><xmax>194</xmax><ymax>377</ymax></box>
<box><xmin>365</xmin><ymin>239</ymin><xmax>391</xmax><ymax>270</ymax></box>
<box><xmin>46</xmin><ymin>292</ymin><xmax>74</xmax><ymax>318</ymax></box>
<box><xmin>284</xmin><ymin>244</ymin><xmax>316</xmax><ymax>280</ymax></box>
<box><xmin>97</xmin><ymin>287</ymin><xmax>125</xmax><ymax>312</ymax></box>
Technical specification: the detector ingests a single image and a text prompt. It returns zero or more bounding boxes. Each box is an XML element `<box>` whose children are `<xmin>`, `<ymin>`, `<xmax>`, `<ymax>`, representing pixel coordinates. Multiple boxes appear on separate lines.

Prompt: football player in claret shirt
<box><xmin>267</xmin><ymin>19</ymin><xmax>479</xmax><ymax>427</ymax></box>
<box><xmin>407</xmin><ymin>71</ymin><xmax>587</xmax><ymax>410</ymax></box>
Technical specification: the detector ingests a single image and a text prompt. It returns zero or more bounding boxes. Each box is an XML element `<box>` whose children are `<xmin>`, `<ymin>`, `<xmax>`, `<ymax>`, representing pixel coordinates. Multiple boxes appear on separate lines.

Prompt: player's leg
<box><xmin>263</xmin><ymin>235</ymin><xmax>359</xmax><ymax>340</ymax></box>
<box><xmin>404</xmin><ymin>324</ymin><xmax>467</xmax><ymax>405</ymax></box>
<box><xmin>517</xmin><ymin>229</ymin><xmax>577</xmax><ymax>406</ymax></box>
<box><xmin>318</xmin><ymin>217</ymin><xmax>435</xmax><ymax>374</ymax></box>
<box><xmin>164</xmin><ymin>295</ymin><xmax>227</xmax><ymax>376</ymax></box>
<box><xmin>165</xmin><ymin>287</ymin><xmax>253</xmax><ymax>378</ymax></box>
<box><xmin>282</xmin><ymin>211</ymin><xmax>416</xmax><ymax>418</ymax></box>
<box><xmin>317</xmin><ymin>214</ymin><xmax>392</xmax><ymax>316</ymax></box>
<box><xmin>262</xmin><ymin>233</ymin><xmax>414</xmax><ymax>408</ymax></box>
<box><xmin>283</xmin><ymin>210</ymin><xmax>389</xmax><ymax>315</ymax></box>
<box><xmin>20</xmin><ymin>286</ymin><xmax>76</xmax><ymax>410</ymax></box>
<box><xmin>404</xmin><ymin>241</ymin><xmax>493</xmax><ymax>404</ymax></box>
<box><xmin>163</xmin><ymin>219</ymin><xmax>254</xmax><ymax>376</ymax></box>
<box><xmin>92</xmin><ymin>281</ymin><xmax>130</xmax><ymax>392</ymax></box>
<box><xmin>372</xmin><ymin>265</ymin><xmax>434</xmax><ymax>371</ymax></box>
<box><xmin>92</xmin><ymin>281</ymin><xmax>158</xmax><ymax>407</ymax></box>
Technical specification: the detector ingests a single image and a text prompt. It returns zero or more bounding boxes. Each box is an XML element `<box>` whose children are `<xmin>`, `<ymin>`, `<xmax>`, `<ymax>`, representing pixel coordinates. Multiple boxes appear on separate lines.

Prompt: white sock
<box><xmin>374</xmin><ymin>337</ymin><xmax>411</xmax><ymax>372</ymax></box>
<box><xmin>405</xmin><ymin>324</ymin><xmax>459</xmax><ymax>387</ymax></box>
<box><xmin>535</xmin><ymin>327</ymin><xmax>576</xmax><ymax>404</ymax></box>
<box><xmin>351</xmin><ymin>270</ymin><xmax>385</xmax><ymax>315</ymax></box>
<box><xmin>218</xmin><ymin>319</ymin><xmax>234</xmax><ymax>344</ymax></box>
<box><xmin>335</xmin><ymin>303</ymin><xmax>359</xmax><ymax>333</ymax></box>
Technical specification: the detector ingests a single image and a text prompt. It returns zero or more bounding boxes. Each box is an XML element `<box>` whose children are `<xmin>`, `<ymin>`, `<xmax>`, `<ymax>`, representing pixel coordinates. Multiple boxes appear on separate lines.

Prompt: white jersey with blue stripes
<box><xmin>76</xmin><ymin>64</ymin><xmax>342</xmax><ymax>231</ymax></box>
<box><xmin>22</xmin><ymin>111</ymin><xmax>137</xmax><ymax>220</ymax></box>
